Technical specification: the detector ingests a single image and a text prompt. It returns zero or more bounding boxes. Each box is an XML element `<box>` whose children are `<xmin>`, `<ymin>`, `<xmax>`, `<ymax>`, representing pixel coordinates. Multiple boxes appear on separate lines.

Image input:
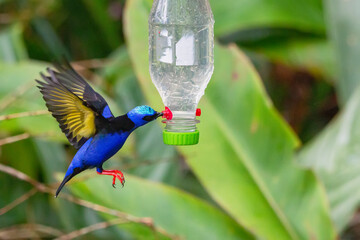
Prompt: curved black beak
<box><xmin>143</xmin><ymin>112</ymin><xmax>163</xmax><ymax>122</ymax></box>
<box><xmin>155</xmin><ymin>112</ymin><xmax>163</xmax><ymax>119</ymax></box>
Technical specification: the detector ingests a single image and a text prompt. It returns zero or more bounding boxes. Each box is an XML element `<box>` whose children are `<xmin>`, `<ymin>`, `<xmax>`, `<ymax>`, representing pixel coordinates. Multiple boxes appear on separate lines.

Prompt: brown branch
<box><xmin>72</xmin><ymin>58</ymin><xmax>110</xmax><ymax>70</ymax></box>
<box><xmin>0</xmin><ymin>132</ymin><xmax>57</xmax><ymax>146</ymax></box>
<box><xmin>57</xmin><ymin>193</ymin><xmax>174</xmax><ymax>238</ymax></box>
<box><xmin>0</xmin><ymin>133</ymin><xmax>31</xmax><ymax>146</ymax></box>
<box><xmin>0</xmin><ymin>164</ymin><xmax>50</xmax><ymax>192</ymax></box>
<box><xmin>0</xmin><ymin>14</ymin><xmax>13</xmax><ymax>24</ymax></box>
<box><xmin>0</xmin><ymin>58</ymin><xmax>108</xmax><ymax>112</ymax></box>
<box><xmin>0</xmin><ymin>223</ymin><xmax>63</xmax><ymax>239</ymax></box>
<box><xmin>0</xmin><ymin>82</ymin><xmax>33</xmax><ymax>112</ymax></box>
<box><xmin>0</xmin><ymin>163</ymin><xmax>177</xmax><ymax>239</ymax></box>
<box><xmin>0</xmin><ymin>110</ymin><xmax>49</xmax><ymax>121</ymax></box>
<box><xmin>0</xmin><ymin>188</ymin><xmax>37</xmax><ymax>215</ymax></box>
<box><xmin>54</xmin><ymin>218</ymin><xmax>127</xmax><ymax>240</ymax></box>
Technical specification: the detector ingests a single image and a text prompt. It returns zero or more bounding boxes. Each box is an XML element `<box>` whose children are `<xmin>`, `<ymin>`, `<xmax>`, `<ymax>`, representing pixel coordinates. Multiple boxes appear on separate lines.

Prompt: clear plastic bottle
<box><xmin>149</xmin><ymin>0</ymin><xmax>214</xmax><ymax>145</ymax></box>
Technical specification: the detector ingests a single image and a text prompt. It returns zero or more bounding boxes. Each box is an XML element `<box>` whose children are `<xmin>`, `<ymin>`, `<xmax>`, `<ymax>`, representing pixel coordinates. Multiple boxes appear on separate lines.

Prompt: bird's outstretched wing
<box><xmin>36</xmin><ymin>60</ymin><xmax>114</xmax><ymax>149</ymax></box>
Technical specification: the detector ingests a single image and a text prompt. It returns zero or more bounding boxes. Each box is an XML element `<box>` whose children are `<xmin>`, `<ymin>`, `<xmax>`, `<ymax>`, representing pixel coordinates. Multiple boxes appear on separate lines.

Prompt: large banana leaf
<box><xmin>325</xmin><ymin>0</ymin><xmax>360</xmax><ymax>105</ymax></box>
<box><xmin>209</xmin><ymin>0</ymin><xmax>332</xmax><ymax>81</ymax></box>
<box><xmin>251</xmin><ymin>39</ymin><xmax>336</xmax><ymax>80</ymax></box>
<box><xmin>69</xmin><ymin>174</ymin><xmax>254</xmax><ymax>240</ymax></box>
<box><xmin>0</xmin><ymin>62</ymin><xmax>62</xmax><ymax>137</ymax></box>
<box><xmin>298</xmin><ymin>86</ymin><xmax>360</xmax><ymax>232</ymax></box>
<box><xmin>209</xmin><ymin>0</ymin><xmax>324</xmax><ymax>37</ymax></box>
<box><xmin>0</xmin><ymin>24</ymin><xmax>28</xmax><ymax>62</ymax></box>
<box><xmin>123</xmin><ymin>0</ymin><xmax>336</xmax><ymax>239</ymax></box>
<box><xmin>297</xmin><ymin>0</ymin><xmax>360</xmax><ymax>232</ymax></box>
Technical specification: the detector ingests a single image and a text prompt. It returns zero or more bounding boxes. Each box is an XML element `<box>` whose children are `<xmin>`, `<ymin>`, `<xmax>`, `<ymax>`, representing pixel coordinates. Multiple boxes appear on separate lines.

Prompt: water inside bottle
<box><xmin>149</xmin><ymin>24</ymin><xmax>214</xmax><ymax>115</ymax></box>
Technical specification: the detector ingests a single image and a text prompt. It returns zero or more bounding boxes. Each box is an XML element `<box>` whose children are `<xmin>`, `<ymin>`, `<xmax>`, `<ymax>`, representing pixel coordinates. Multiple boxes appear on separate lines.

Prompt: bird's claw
<box><xmin>112</xmin><ymin>176</ymin><xmax>124</xmax><ymax>188</ymax></box>
<box><xmin>97</xmin><ymin>169</ymin><xmax>125</xmax><ymax>189</ymax></box>
<box><xmin>112</xmin><ymin>174</ymin><xmax>125</xmax><ymax>188</ymax></box>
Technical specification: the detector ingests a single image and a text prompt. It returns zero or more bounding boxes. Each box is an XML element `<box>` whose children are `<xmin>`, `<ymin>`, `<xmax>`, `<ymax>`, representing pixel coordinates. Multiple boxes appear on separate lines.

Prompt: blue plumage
<box><xmin>57</xmin><ymin>105</ymin><xmax>162</xmax><ymax>197</ymax></box>
<box><xmin>36</xmin><ymin>61</ymin><xmax>163</xmax><ymax>197</ymax></box>
<box><xmin>128</xmin><ymin>106</ymin><xmax>157</xmax><ymax>126</ymax></box>
<box><xmin>102</xmin><ymin>105</ymin><xmax>113</xmax><ymax>119</ymax></box>
<box><xmin>64</xmin><ymin>132</ymin><xmax>129</xmax><ymax>178</ymax></box>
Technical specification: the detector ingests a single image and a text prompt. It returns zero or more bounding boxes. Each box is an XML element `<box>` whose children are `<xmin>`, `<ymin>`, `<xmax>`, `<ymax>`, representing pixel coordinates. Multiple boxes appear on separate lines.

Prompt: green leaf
<box><xmin>246</xmin><ymin>38</ymin><xmax>336</xmax><ymax>81</ymax></box>
<box><xmin>210</xmin><ymin>0</ymin><xmax>325</xmax><ymax>37</ymax></box>
<box><xmin>325</xmin><ymin>0</ymin><xmax>360</xmax><ymax>105</ymax></box>
<box><xmin>0</xmin><ymin>23</ymin><xmax>28</xmax><ymax>62</ymax></box>
<box><xmin>115</xmin><ymin>222</ymin><xmax>170</xmax><ymax>240</ymax></box>
<box><xmin>298</xmin><ymin>2</ymin><xmax>360</xmax><ymax>230</ymax></box>
<box><xmin>211</xmin><ymin>0</ymin><xmax>332</xmax><ymax>80</ymax></box>
<box><xmin>31</xmin><ymin>17</ymin><xmax>70</xmax><ymax>59</ymax></box>
<box><xmin>33</xmin><ymin>139</ymin><xmax>67</xmax><ymax>183</ymax></box>
<box><xmin>82</xmin><ymin>0</ymin><xmax>122</xmax><ymax>49</ymax></box>
<box><xmin>0</xmin><ymin>138</ymin><xmax>42</xmax><ymax>227</ymax></box>
<box><xmin>1</xmin><ymin>138</ymin><xmax>41</xmax><ymax>178</ymax></box>
<box><xmin>69</xmin><ymin>174</ymin><xmax>254</xmax><ymax>240</ymax></box>
<box><xmin>0</xmin><ymin>61</ymin><xmax>64</xmax><ymax>139</ymax></box>
<box><xmin>298</xmin><ymin>86</ymin><xmax>360</xmax><ymax>232</ymax></box>
<box><xmin>123</xmin><ymin>0</ymin><xmax>336</xmax><ymax>239</ymax></box>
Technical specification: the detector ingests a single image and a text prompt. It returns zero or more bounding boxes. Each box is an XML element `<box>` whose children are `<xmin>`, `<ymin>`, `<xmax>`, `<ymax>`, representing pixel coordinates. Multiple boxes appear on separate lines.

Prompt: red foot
<box><xmin>97</xmin><ymin>170</ymin><xmax>125</xmax><ymax>188</ymax></box>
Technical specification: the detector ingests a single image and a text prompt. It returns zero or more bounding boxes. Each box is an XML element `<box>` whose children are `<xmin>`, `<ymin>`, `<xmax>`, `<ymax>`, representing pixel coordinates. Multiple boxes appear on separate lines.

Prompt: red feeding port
<box><xmin>162</xmin><ymin>106</ymin><xmax>173</xmax><ymax>120</ymax></box>
<box><xmin>196</xmin><ymin>108</ymin><xmax>201</xmax><ymax>117</ymax></box>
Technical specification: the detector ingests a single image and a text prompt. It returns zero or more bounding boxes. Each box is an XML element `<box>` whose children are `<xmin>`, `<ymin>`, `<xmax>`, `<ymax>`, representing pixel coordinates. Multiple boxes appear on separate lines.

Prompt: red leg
<box><xmin>97</xmin><ymin>169</ymin><xmax>125</xmax><ymax>188</ymax></box>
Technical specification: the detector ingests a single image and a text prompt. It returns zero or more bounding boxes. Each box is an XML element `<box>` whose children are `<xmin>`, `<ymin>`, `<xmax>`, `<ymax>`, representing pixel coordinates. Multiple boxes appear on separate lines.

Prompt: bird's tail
<box><xmin>55</xmin><ymin>167</ymin><xmax>83</xmax><ymax>197</ymax></box>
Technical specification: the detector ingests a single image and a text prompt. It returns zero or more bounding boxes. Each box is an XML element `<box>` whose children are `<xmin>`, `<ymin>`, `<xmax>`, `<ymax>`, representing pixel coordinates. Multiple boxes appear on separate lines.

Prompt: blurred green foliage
<box><xmin>0</xmin><ymin>0</ymin><xmax>360</xmax><ymax>239</ymax></box>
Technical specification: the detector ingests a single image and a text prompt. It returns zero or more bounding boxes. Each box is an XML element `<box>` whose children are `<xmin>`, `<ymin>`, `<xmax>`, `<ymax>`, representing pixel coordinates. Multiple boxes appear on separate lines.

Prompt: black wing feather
<box><xmin>52</xmin><ymin>60</ymin><xmax>112</xmax><ymax>115</ymax></box>
<box><xmin>36</xmin><ymin>75</ymin><xmax>91</xmax><ymax>149</ymax></box>
<box><xmin>36</xmin><ymin>60</ymin><xmax>113</xmax><ymax>149</ymax></box>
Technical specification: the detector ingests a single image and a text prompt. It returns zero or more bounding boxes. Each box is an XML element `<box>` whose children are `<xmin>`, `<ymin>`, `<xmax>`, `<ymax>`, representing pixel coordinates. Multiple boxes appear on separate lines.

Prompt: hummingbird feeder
<box><xmin>149</xmin><ymin>0</ymin><xmax>214</xmax><ymax>145</ymax></box>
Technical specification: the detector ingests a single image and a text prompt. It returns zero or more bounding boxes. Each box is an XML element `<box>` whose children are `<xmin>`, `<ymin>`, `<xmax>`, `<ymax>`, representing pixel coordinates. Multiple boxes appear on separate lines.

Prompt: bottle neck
<box><xmin>163</xmin><ymin>119</ymin><xmax>199</xmax><ymax>132</ymax></box>
<box><xmin>162</xmin><ymin>110</ymin><xmax>199</xmax><ymax>132</ymax></box>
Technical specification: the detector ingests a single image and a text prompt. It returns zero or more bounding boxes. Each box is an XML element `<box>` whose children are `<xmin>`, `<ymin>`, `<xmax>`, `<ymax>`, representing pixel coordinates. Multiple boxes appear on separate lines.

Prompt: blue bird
<box><xmin>36</xmin><ymin>61</ymin><xmax>163</xmax><ymax>197</ymax></box>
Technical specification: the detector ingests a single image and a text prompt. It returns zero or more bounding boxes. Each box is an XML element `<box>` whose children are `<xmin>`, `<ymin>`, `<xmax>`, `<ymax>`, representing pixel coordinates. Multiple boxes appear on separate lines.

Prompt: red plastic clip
<box><xmin>196</xmin><ymin>108</ymin><xmax>201</xmax><ymax>117</ymax></box>
<box><xmin>162</xmin><ymin>106</ymin><xmax>173</xmax><ymax>120</ymax></box>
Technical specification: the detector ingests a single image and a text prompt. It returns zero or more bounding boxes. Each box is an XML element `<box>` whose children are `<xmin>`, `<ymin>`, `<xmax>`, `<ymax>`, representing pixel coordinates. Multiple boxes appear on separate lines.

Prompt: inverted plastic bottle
<box><xmin>149</xmin><ymin>0</ymin><xmax>214</xmax><ymax>145</ymax></box>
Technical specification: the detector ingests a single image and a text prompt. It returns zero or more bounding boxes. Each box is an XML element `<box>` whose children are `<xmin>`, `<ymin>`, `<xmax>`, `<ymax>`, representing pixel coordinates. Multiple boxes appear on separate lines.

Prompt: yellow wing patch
<box><xmin>49</xmin><ymin>87</ymin><xmax>95</xmax><ymax>141</ymax></box>
<box><xmin>37</xmin><ymin>63</ymin><xmax>113</xmax><ymax>149</ymax></box>
<box><xmin>38</xmin><ymin>76</ymin><xmax>97</xmax><ymax>145</ymax></box>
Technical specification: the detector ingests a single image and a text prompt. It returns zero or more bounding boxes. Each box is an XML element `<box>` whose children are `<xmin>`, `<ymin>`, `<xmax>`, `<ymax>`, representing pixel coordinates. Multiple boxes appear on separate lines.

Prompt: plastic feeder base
<box><xmin>163</xmin><ymin>130</ymin><xmax>199</xmax><ymax>145</ymax></box>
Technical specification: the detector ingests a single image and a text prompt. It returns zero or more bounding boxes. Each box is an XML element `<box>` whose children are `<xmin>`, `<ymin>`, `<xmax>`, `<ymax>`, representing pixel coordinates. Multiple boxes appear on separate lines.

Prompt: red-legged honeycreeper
<box><xmin>36</xmin><ymin>61</ymin><xmax>163</xmax><ymax>197</ymax></box>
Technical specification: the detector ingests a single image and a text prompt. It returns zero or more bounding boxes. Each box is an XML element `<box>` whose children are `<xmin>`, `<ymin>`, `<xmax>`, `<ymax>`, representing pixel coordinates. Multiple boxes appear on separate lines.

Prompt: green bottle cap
<box><xmin>163</xmin><ymin>130</ymin><xmax>199</xmax><ymax>145</ymax></box>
